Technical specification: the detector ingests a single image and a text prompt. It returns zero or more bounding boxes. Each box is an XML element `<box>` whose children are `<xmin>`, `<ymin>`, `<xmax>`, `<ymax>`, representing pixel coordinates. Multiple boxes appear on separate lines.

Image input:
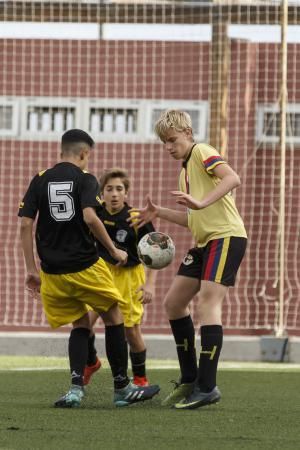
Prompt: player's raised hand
<box><xmin>171</xmin><ymin>191</ymin><xmax>203</xmax><ymax>210</ymax></box>
<box><xmin>128</xmin><ymin>195</ymin><xmax>159</xmax><ymax>228</ymax></box>
<box><xmin>25</xmin><ymin>272</ymin><xmax>41</xmax><ymax>299</ymax></box>
<box><xmin>111</xmin><ymin>248</ymin><xmax>128</xmax><ymax>266</ymax></box>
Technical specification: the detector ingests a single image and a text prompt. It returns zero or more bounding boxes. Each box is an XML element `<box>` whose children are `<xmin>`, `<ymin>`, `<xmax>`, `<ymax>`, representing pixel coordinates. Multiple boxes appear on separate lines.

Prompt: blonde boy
<box><xmin>131</xmin><ymin>110</ymin><xmax>247</xmax><ymax>409</ymax></box>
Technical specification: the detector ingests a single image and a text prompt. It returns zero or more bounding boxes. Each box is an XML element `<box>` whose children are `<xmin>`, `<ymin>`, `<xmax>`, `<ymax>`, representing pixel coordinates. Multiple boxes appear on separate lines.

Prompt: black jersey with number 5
<box><xmin>18</xmin><ymin>162</ymin><xmax>101</xmax><ymax>274</ymax></box>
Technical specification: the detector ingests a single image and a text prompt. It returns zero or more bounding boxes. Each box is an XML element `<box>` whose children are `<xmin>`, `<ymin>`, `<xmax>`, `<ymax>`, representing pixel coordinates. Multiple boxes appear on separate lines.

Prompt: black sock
<box><xmin>105</xmin><ymin>324</ymin><xmax>129</xmax><ymax>390</ymax></box>
<box><xmin>87</xmin><ymin>333</ymin><xmax>97</xmax><ymax>366</ymax></box>
<box><xmin>197</xmin><ymin>325</ymin><xmax>223</xmax><ymax>392</ymax></box>
<box><xmin>69</xmin><ymin>327</ymin><xmax>90</xmax><ymax>387</ymax></box>
<box><xmin>169</xmin><ymin>316</ymin><xmax>197</xmax><ymax>384</ymax></box>
<box><xmin>130</xmin><ymin>349</ymin><xmax>146</xmax><ymax>378</ymax></box>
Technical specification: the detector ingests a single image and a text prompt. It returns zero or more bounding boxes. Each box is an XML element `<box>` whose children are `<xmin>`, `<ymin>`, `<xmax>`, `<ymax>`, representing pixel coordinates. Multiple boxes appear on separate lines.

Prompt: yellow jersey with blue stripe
<box><xmin>179</xmin><ymin>143</ymin><xmax>247</xmax><ymax>247</ymax></box>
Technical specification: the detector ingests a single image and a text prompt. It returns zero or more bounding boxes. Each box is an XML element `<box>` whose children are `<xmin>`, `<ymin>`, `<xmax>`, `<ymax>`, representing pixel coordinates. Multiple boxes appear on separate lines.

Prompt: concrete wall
<box><xmin>0</xmin><ymin>333</ymin><xmax>299</xmax><ymax>363</ymax></box>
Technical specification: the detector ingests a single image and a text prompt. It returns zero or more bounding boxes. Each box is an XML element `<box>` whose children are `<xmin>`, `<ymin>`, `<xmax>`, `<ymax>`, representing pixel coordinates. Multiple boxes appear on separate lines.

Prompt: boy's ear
<box><xmin>184</xmin><ymin>127</ymin><xmax>193</xmax><ymax>138</ymax></box>
<box><xmin>80</xmin><ymin>148</ymin><xmax>88</xmax><ymax>160</ymax></box>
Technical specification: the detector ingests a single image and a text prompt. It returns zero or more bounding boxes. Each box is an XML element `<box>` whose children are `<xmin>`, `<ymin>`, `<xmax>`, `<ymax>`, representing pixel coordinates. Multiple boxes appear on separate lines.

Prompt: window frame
<box><xmin>257</xmin><ymin>104</ymin><xmax>300</xmax><ymax>144</ymax></box>
<box><xmin>3</xmin><ymin>96</ymin><xmax>209</xmax><ymax>143</ymax></box>
<box><xmin>0</xmin><ymin>97</ymin><xmax>19</xmax><ymax>137</ymax></box>
<box><xmin>20</xmin><ymin>97</ymin><xmax>80</xmax><ymax>140</ymax></box>
<box><xmin>145</xmin><ymin>100</ymin><xmax>208</xmax><ymax>142</ymax></box>
<box><xmin>87</xmin><ymin>98</ymin><xmax>142</xmax><ymax>143</ymax></box>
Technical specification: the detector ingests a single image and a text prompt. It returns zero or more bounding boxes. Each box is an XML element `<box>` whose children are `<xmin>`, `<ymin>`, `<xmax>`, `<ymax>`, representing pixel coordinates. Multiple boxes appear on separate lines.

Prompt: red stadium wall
<box><xmin>0</xmin><ymin>39</ymin><xmax>299</xmax><ymax>335</ymax></box>
<box><xmin>0</xmin><ymin>40</ymin><xmax>209</xmax><ymax>99</ymax></box>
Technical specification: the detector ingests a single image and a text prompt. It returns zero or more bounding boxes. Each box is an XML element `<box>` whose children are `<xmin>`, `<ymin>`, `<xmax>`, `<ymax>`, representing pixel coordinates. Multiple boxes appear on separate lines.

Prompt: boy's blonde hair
<box><xmin>99</xmin><ymin>167</ymin><xmax>130</xmax><ymax>193</ymax></box>
<box><xmin>154</xmin><ymin>109</ymin><xmax>193</xmax><ymax>141</ymax></box>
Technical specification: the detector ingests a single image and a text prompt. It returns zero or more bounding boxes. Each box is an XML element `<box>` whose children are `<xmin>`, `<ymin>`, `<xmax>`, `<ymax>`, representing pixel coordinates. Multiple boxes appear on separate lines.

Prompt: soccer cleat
<box><xmin>161</xmin><ymin>380</ymin><xmax>194</xmax><ymax>407</ymax></box>
<box><xmin>83</xmin><ymin>357</ymin><xmax>102</xmax><ymax>385</ymax></box>
<box><xmin>54</xmin><ymin>385</ymin><xmax>85</xmax><ymax>408</ymax></box>
<box><xmin>133</xmin><ymin>375</ymin><xmax>149</xmax><ymax>387</ymax></box>
<box><xmin>114</xmin><ymin>382</ymin><xmax>160</xmax><ymax>407</ymax></box>
<box><xmin>174</xmin><ymin>386</ymin><xmax>221</xmax><ymax>410</ymax></box>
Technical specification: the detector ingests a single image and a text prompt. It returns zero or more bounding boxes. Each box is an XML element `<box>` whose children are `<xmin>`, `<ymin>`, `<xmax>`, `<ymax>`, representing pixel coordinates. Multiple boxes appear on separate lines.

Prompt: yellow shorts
<box><xmin>40</xmin><ymin>259</ymin><xmax>124</xmax><ymax>328</ymax></box>
<box><xmin>105</xmin><ymin>262</ymin><xmax>145</xmax><ymax>327</ymax></box>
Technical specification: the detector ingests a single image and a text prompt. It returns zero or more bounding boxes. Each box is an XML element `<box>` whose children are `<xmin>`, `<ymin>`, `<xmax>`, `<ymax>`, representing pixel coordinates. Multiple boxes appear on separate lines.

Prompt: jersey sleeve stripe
<box><xmin>203</xmin><ymin>155</ymin><xmax>225</xmax><ymax>170</ymax></box>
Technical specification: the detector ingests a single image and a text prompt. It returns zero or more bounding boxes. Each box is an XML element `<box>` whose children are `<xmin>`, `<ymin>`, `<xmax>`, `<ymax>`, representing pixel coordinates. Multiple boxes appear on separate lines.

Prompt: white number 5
<box><xmin>48</xmin><ymin>182</ymin><xmax>75</xmax><ymax>221</ymax></box>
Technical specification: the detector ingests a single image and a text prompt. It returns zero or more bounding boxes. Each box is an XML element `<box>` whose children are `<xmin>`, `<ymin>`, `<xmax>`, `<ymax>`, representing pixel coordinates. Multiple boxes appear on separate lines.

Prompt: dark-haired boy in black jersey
<box><xmin>84</xmin><ymin>168</ymin><xmax>157</xmax><ymax>387</ymax></box>
<box><xmin>18</xmin><ymin>129</ymin><xmax>159</xmax><ymax>408</ymax></box>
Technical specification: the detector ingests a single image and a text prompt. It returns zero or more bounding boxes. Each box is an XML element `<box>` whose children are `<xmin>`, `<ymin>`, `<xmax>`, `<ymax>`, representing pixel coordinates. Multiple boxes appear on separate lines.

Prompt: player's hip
<box><xmin>177</xmin><ymin>237</ymin><xmax>247</xmax><ymax>286</ymax></box>
<box><xmin>40</xmin><ymin>259</ymin><xmax>124</xmax><ymax>327</ymax></box>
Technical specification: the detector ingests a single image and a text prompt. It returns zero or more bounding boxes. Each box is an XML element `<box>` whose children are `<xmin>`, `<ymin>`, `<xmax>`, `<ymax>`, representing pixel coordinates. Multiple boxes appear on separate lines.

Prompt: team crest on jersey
<box><xmin>182</xmin><ymin>253</ymin><xmax>194</xmax><ymax>265</ymax></box>
<box><xmin>116</xmin><ymin>229</ymin><xmax>127</xmax><ymax>242</ymax></box>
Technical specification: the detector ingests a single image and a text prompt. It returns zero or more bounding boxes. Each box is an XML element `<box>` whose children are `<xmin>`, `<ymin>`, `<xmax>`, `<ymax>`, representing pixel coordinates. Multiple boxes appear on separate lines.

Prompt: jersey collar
<box><xmin>182</xmin><ymin>143</ymin><xmax>197</xmax><ymax>168</ymax></box>
<box><xmin>103</xmin><ymin>202</ymin><xmax>129</xmax><ymax>216</ymax></box>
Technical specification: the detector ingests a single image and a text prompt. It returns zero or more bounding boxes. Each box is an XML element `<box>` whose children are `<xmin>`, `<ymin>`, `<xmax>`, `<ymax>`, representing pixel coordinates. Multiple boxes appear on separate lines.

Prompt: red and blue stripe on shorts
<box><xmin>203</xmin><ymin>237</ymin><xmax>230</xmax><ymax>283</ymax></box>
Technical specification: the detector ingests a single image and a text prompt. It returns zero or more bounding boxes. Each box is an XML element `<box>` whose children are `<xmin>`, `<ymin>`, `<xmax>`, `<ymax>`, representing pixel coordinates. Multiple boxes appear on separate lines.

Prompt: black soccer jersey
<box><xmin>18</xmin><ymin>162</ymin><xmax>101</xmax><ymax>274</ymax></box>
<box><xmin>96</xmin><ymin>203</ymin><xmax>155</xmax><ymax>267</ymax></box>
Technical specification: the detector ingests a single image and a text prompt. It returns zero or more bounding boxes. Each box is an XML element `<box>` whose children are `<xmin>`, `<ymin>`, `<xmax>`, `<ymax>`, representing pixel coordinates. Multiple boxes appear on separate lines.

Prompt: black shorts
<box><xmin>177</xmin><ymin>237</ymin><xmax>247</xmax><ymax>287</ymax></box>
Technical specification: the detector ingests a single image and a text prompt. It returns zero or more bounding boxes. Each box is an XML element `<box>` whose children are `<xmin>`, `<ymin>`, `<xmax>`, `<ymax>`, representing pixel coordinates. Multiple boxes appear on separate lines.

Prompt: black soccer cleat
<box><xmin>54</xmin><ymin>385</ymin><xmax>85</xmax><ymax>408</ymax></box>
<box><xmin>114</xmin><ymin>382</ymin><xmax>160</xmax><ymax>407</ymax></box>
<box><xmin>174</xmin><ymin>386</ymin><xmax>221</xmax><ymax>410</ymax></box>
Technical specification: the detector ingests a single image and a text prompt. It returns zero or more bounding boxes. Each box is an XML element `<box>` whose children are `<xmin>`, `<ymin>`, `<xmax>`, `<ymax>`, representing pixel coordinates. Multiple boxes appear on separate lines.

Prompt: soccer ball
<box><xmin>137</xmin><ymin>232</ymin><xmax>175</xmax><ymax>270</ymax></box>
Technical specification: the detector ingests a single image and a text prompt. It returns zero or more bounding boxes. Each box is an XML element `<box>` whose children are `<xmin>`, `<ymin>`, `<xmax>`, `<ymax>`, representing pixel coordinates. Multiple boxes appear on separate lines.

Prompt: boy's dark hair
<box><xmin>99</xmin><ymin>168</ymin><xmax>130</xmax><ymax>193</ymax></box>
<box><xmin>61</xmin><ymin>129</ymin><xmax>95</xmax><ymax>148</ymax></box>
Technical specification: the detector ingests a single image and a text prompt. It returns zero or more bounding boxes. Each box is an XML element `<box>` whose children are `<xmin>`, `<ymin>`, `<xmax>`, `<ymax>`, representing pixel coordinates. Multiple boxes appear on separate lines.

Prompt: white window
<box><xmin>21</xmin><ymin>97</ymin><xmax>79</xmax><ymax>139</ymax></box>
<box><xmin>26</xmin><ymin>107</ymin><xmax>75</xmax><ymax>133</ymax></box>
<box><xmin>87</xmin><ymin>99</ymin><xmax>141</xmax><ymax>142</ymax></box>
<box><xmin>257</xmin><ymin>104</ymin><xmax>300</xmax><ymax>144</ymax></box>
<box><xmin>4</xmin><ymin>96</ymin><xmax>208</xmax><ymax>143</ymax></box>
<box><xmin>145</xmin><ymin>100</ymin><xmax>208</xmax><ymax>142</ymax></box>
<box><xmin>0</xmin><ymin>98</ymin><xmax>19</xmax><ymax>136</ymax></box>
<box><xmin>89</xmin><ymin>108</ymin><xmax>138</xmax><ymax>134</ymax></box>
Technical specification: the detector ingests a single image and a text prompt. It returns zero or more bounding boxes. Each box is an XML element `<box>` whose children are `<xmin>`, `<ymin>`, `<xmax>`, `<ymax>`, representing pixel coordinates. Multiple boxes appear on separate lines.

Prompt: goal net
<box><xmin>0</xmin><ymin>0</ymin><xmax>299</xmax><ymax>335</ymax></box>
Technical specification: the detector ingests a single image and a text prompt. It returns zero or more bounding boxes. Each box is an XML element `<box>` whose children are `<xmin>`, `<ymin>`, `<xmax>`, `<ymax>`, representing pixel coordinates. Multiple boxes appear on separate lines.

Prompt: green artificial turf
<box><xmin>0</xmin><ymin>368</ymin><xmax>299</xmax><ymax>450</ymax></box>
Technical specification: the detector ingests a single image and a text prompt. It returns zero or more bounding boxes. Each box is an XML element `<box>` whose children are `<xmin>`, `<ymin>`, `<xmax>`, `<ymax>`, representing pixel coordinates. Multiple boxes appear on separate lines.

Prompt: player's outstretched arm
<box><xmin>83</xmin><ymin>207</ymin><xmax>128</xmax><ymax>266</ymax></box>
<box><xmin>129</xmin><ymin>196</ymin><xmax>158</xmax><ymax>227</ymax></box>
<box><xmin>129</xmin><ymin>195</ymin><xmax>188</xmax><ymax>228</ymax></box>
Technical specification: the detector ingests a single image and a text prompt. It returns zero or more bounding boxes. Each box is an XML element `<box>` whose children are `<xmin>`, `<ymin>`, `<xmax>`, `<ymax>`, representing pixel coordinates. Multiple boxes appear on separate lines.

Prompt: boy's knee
<box><xmin>125</xmin><ymin>327</ymin><xmax>136</xmax><ymax>344</ymax></box>
<box><xmin>198</xmin><ymin>295</ymin><xmax>223</xmax><ymax>324</ymax></box>
<box><xmin>163</xmin><ymin>296</ymin><xmax>173</xmax><ymax>315</ymax></box>
<box><xmin>100</xmin><ymin>304</ymin><xmax>123</xmax><ymax>326</ymax></box>
<box><xmin>72</xmin><ymin>313</ymin><xmax>90</xmax><ymax>329</ymax></box>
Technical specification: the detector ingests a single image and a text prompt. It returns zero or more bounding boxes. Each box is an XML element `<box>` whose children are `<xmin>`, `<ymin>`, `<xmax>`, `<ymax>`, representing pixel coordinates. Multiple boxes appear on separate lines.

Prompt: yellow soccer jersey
<box><xmin>179</xmin><ymin>143</ymin><xmax>247</xmax><ymax>247</ymax></box>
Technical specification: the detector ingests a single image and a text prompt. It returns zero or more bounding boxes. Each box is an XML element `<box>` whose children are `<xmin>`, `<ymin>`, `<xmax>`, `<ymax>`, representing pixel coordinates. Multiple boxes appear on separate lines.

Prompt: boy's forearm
<box><xmin>20</xmin><ymin>219</ymin><xmax>38</xmax><ymax>273</ymax></box>
<box><xmin>145</xmin><ymin>267</ymin><xmax>157</xmax><ymax>285</ymax></box>
<box><xmin>200</xmin><ymin>174</ymin><xmax>240</xmax><ymax>208</ymax></box>
<box><xmin>87</xmin><ymin>217</ymin><xmax>116</xmax><ymax>253</ymax></box>
<box><xmin>83</xmin><ymin>207</ymin><xmax>118</xmax><ymax>255</ymax></box>
<box><xmin>157</xmin><ymin>206</ymin><xmax>188</xmax><ymax>227</ymax></box>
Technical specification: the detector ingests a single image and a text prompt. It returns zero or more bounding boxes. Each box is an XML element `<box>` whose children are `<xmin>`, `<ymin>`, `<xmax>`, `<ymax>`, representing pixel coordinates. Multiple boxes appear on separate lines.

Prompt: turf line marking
<box><xmin>1</xmin><ymin>358</ymin><xmax>300</xmax><ymax>372</ymax></box>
